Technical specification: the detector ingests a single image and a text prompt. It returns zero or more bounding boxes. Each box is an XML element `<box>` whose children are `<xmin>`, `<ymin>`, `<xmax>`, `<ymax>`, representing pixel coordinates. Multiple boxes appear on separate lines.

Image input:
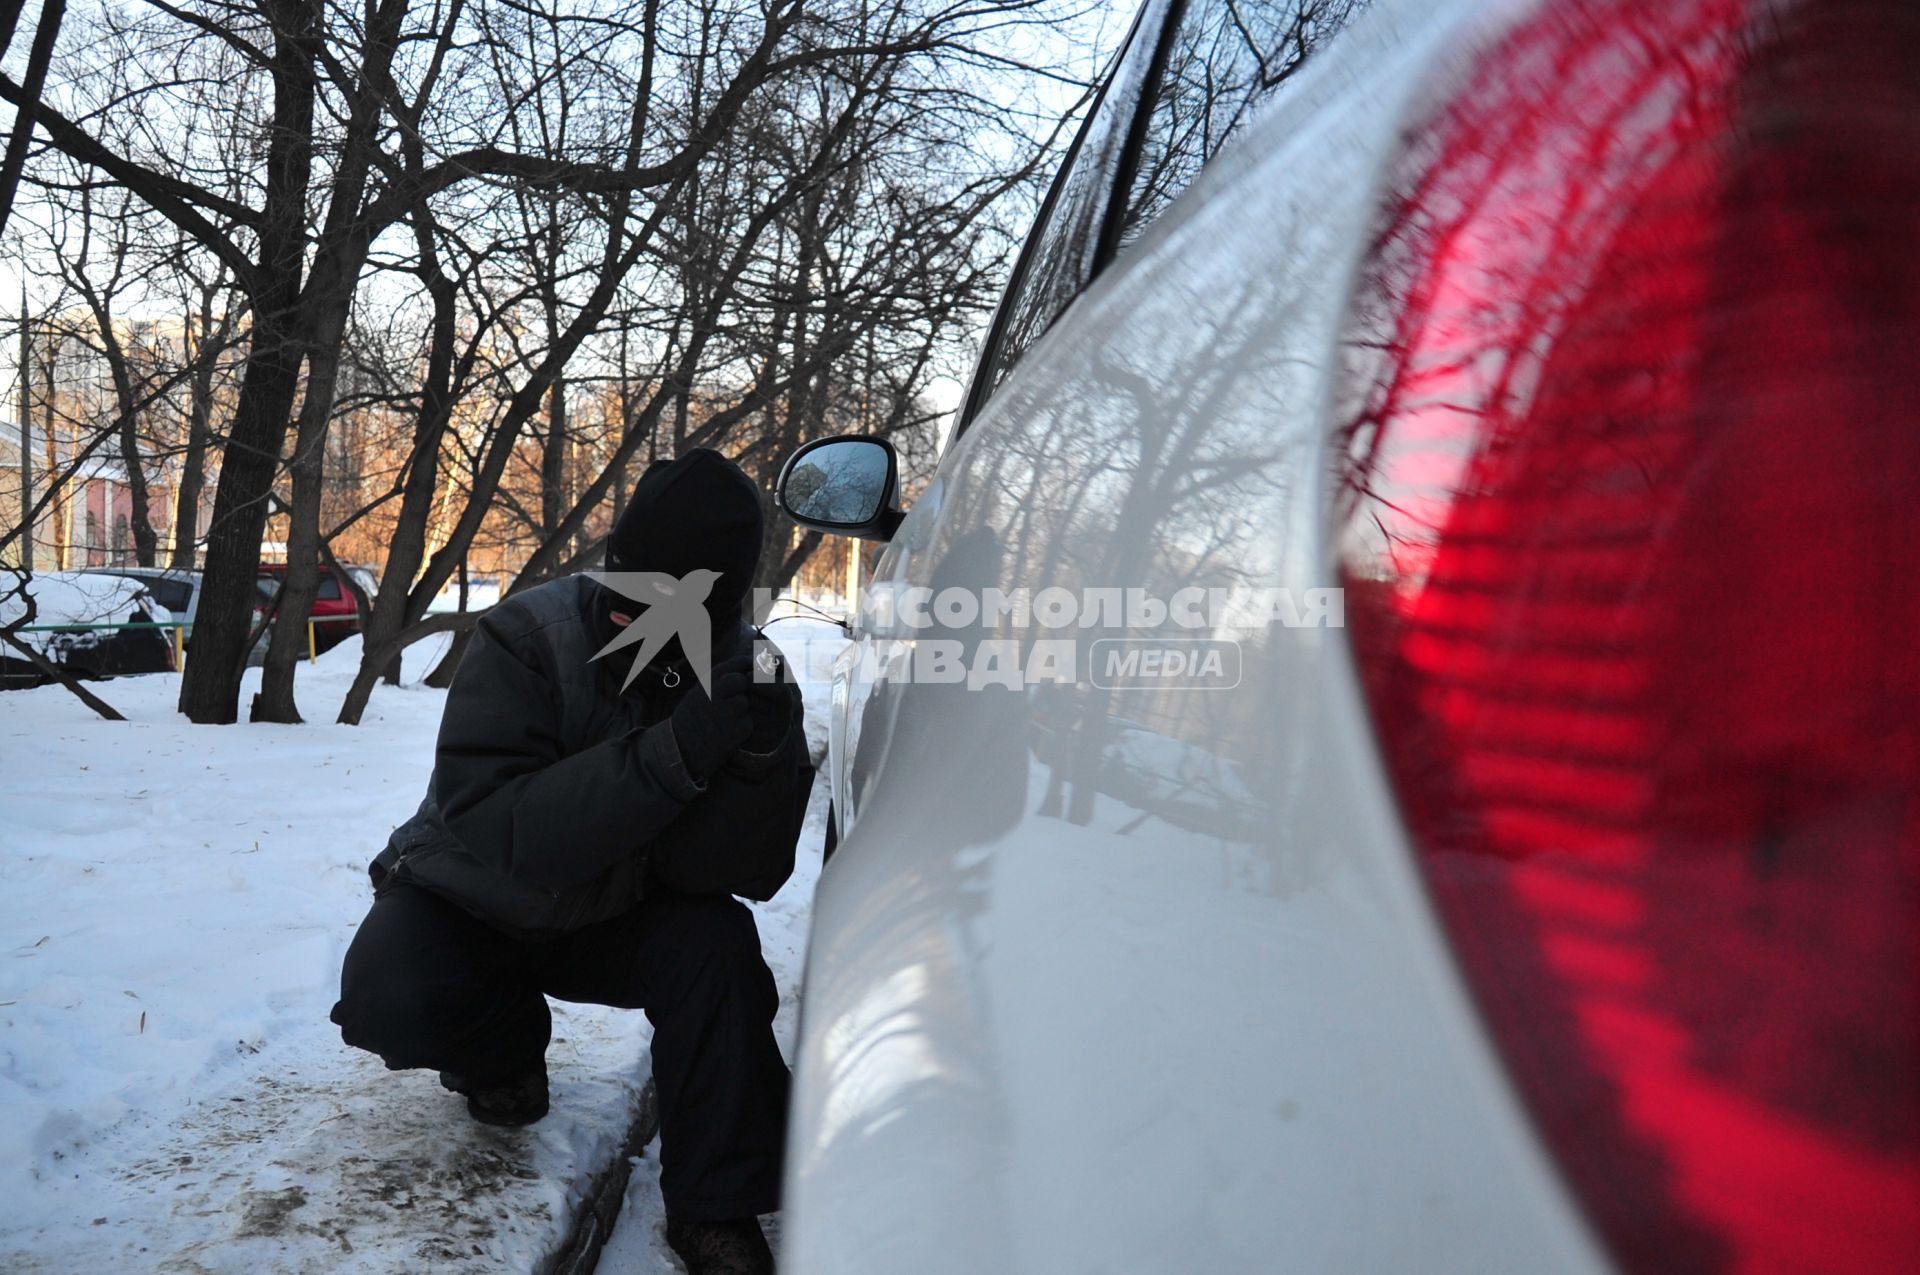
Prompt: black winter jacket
<box><xmin>369</xmin><ymin>574</ymin><xmax>812</xmax><ymax>935</ymax></box>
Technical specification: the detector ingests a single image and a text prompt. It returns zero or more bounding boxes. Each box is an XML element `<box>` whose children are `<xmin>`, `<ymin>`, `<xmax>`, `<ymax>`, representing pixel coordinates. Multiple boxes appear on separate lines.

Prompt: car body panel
<box><xmin>256</xmin><ymin>563</ymin><xmax>364</xmax><ymax>651</ymax></box>
<box><xmin>784</xmin><ymin>0</ymin><xmax>1611</xmax><ymax>1270</ymax></box>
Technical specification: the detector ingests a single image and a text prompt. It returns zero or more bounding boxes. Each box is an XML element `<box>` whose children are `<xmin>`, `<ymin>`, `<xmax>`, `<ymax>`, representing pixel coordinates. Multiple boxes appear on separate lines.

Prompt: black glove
<box><xmin>669</xmin><ymin>650</ymin><xmax>753</xmax><ymax>780</ymax></box>
<box><xmin>744</xmin><ymin>644</ymin><xmax>795</xmax><ymax>753</ymax></box>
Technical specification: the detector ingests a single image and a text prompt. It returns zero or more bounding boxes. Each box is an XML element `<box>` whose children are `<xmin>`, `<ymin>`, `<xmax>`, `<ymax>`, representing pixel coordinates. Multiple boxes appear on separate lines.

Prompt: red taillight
<box><xmin>1337</xmin><ymin>1</ymin><xmax>1919</xmax><ymax>1271</ymax></box>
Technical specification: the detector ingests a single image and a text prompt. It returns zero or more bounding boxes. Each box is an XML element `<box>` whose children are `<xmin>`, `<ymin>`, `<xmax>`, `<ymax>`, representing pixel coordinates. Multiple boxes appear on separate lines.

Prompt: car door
<box><xmin>788</xmin><ymin>0</ymin><xmax>1611</xmax><ymax>1271</ymax></box>
<box><xmin>829</xmin><ymin>0</ymin><xmax>1177</xmax><ymax>839</ymax></box>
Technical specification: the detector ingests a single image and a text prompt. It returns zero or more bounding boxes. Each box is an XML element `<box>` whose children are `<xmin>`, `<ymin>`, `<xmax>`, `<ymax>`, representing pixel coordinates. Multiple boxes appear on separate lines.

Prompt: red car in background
<box><xmin>255</xmin><ymin>563</ymin><xmax>376</xmax><ymax>653</ymax></box>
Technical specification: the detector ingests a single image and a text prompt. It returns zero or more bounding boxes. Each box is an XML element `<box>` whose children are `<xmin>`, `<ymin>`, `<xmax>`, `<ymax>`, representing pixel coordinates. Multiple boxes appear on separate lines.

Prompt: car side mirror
<box><xmin>776</xmin><ymin>436</ymin><xmax>905</xmax><ymax>541</ymax></box>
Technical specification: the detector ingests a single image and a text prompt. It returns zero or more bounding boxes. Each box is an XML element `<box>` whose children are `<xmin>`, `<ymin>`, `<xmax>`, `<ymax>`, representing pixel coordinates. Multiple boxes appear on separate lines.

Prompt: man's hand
<box><xmin>744</xmin><ymin>644</ymin><xmax>795</xmax><ymax>753</ymax></box>
<box><xmin>670</xmin><ymin>650</ymin><xmax>753</xmax><ymax>780</ymax></box>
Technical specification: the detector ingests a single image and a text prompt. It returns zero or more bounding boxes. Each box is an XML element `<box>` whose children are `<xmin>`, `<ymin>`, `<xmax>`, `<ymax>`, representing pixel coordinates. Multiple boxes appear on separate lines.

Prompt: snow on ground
<box><xmin>0</xmin><ymin>608</ymin><xmax>845</xmax><ymax>1272</ymax></box>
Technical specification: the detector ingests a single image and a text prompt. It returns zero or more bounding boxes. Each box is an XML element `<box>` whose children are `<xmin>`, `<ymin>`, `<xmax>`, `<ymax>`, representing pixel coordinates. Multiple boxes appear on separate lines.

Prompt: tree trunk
<box><xmin>169</xmin><ymin>294</ymin><xmax>223</xmax><ymax>570</ymax></box>
<box><xmin>423</xmin><ymin>625</ymin><xmax>471</xmax><ymax>688</ymax></box>
<box><xmin>252</xmin><ymin>338</ymin><xmax>342</xmax><ymax>723</ymax></box>
<box><xmin>174</xmin><ymin>0</ymin><xmax>320</xmax><ymax>725</ymax></box>
<box><xmin>337</xmin><ymin>206</ymin><xmax>456</xmax><ymax>725</ymax></box>
<box><xmin>542</xmin><ymin>377</ymin><xmax>567</xmax><ymax>538</ymax></box>
<box><xmin>117</xmin><ymin>394</ymin><xmax>157</xmax><ymax>567</ymax></box>
<box><xmin>179</xmin><ymin>320</ymin><xmax>307</xmax><ymax>722</ymax></box>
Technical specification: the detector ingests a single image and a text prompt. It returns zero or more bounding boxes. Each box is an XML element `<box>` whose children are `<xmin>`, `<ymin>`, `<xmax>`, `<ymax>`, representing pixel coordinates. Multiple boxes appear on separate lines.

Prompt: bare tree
<box><xmin>4</xmin><ymin>0</ymin><xmax>1098</xmax><ymax>726</ymax></box>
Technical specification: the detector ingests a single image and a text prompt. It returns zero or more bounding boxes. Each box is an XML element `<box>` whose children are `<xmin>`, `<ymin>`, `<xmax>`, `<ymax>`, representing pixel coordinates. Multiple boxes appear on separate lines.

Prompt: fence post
<box><xmin>173</xmin><ymin>624</ymin><xmax>186</xmax><ymax>672</ymax></box>
<box><xmin>307</xmin><ymin>620</ymin><xmax>317</xmax><ymax>663</ymax></box>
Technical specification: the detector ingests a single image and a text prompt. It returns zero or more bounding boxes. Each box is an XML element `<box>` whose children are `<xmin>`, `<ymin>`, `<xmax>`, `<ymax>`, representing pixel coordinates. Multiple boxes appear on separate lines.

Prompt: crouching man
<box><xmin>330</xmin><ymin>449</ymin><xmax>811</xmax><ymax>1275</ymax></box>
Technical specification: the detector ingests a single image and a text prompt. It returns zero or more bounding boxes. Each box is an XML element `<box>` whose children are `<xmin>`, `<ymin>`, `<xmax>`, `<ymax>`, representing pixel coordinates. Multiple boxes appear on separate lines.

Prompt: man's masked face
<box><xmin>597</xmin><ymin>448</ymin><xmax>763</xmax><ymax>691</ymax></box>
<box><xmin>606</xmin><ymin>600</ymin><xmax>687</xmax><ymax>667</ymax></box>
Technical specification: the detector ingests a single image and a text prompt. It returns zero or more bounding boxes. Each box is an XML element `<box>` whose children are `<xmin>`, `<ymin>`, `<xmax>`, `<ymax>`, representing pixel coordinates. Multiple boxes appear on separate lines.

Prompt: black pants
<box><xmin>330</xmin><ymin>881</ymin><xmax>790</xmax><ymax>1220</ymax></box>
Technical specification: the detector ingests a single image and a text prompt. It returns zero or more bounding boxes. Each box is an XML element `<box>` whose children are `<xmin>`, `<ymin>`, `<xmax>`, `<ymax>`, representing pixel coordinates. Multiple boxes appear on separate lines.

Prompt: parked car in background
<box><xmin>254</xmin><ymin>563</ymin><xmax>369</xmax><ymax>653</ymax></box>
<box><xmin>0</xmin><ymin>571</ymin><xmax>176</xmax><ymax>688</ymax></box>
<box><xmin>78</xmin><ymin>566</ymin><xmax>198</xmax><ymax>630</ymax></box>
<box><xmin>80</xmin><ymin>566</ymin><xmax>276</xmax><ymax>668</ymax></box>
<box><xmin>775</xmin><ymin>0</ymin><xmax>1918</xmax><ymax>1272</ymax></box>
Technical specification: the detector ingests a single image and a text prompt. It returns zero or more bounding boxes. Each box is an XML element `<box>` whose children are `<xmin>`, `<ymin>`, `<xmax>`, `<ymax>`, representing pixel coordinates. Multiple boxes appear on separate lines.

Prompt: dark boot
<box><xmin>441</xmin><ymin>1063</ymin><xmax>549</xmax><ymax>1127</ymax></box>
<box><xmin>664</xmin><ymin>1215</ymin><xmax>774</xmax><ymax>1275</ymax></box>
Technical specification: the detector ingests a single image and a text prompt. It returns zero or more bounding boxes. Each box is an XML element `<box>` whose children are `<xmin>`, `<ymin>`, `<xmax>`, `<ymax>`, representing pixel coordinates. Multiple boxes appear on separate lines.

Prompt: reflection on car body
<box><xmin>775</xmin><ymin>0</ymin><xmax>1919</xmax><ymax>1271</ymax></box>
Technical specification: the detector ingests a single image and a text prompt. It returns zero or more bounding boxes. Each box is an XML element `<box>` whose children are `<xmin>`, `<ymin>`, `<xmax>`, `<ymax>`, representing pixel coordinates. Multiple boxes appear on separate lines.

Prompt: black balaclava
<box><xmin>598</xmin><ymin>449</ymin><xmax>764</xmax><ymax>671</ymax></box>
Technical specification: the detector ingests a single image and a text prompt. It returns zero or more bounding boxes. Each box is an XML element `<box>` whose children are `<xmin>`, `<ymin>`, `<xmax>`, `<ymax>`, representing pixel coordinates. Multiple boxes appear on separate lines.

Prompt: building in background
<box><xmin>1</xmin><ymin>416</ymin><xmax>193</xmax><ymax>573</ymax></box>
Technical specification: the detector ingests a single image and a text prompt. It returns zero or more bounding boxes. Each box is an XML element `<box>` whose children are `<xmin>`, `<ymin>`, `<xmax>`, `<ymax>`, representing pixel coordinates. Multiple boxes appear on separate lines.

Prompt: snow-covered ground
<box><xmin>0</xmin><ymin>610</ymin><xmax>845</xmax><ymax>1272</ymax></box>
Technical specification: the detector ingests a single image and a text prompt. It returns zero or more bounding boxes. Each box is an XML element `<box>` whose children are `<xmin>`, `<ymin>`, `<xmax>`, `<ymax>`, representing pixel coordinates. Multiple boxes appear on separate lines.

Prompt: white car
<box><xmin>0</xmin><ymin>570</ymin><xmax>177</xmax><ymax>686</ymax></box>
<box><xmin>773</xmin><ymin>0</ymin><xmax>1918</xmax><ymax>1271</ymax></box>
<box><xmin>81</xmin><ymin>566</ymin><xmax>281</xmax><ymax>668</ymax></box>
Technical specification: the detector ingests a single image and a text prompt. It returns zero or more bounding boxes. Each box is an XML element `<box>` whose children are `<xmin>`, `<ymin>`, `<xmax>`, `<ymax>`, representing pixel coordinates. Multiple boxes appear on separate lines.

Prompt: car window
<box><xmin>966</xmin><ymin>0</ymin><xmax>1175</xmax><ymax>414</ymax></box>
<box><xmin>149</xmin><ymin>580</ymin><xmax>192</xmax><ymax>612</ymax></box>
<box><xmin>256</xmin><ymin>572</ymin><xmax>339</xmax><ymax>600</ymax></box>
<box><xmin>1108</xmin><ymin>0</ymin><xmax>1371</xmax><ymax>254</ymax></box>
<box><xmin>83</xmin><ymin>570</ymin><xmax>187</xmax><ymax>614</ymax></box>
